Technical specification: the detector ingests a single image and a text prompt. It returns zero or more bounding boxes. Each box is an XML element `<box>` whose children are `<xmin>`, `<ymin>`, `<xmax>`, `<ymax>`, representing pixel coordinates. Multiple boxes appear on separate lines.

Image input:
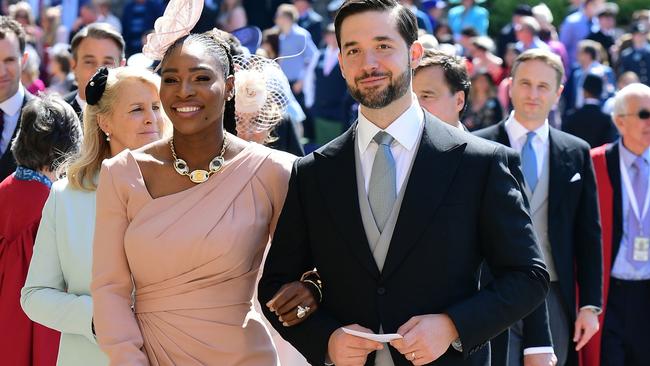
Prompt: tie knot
<box><xmin>525</xmin><ymin>131</ymin><xmax>536</xmax><ymax>144</ymax></box>
<box><xmin>634</xmin><ymin>156</ymin><xmax>647</xmax><ymax>171</ymax></box>
<box><xmin>373</xmin><ymin>131</ymin><xmax>394</xmax><ymax>146</ymax></box>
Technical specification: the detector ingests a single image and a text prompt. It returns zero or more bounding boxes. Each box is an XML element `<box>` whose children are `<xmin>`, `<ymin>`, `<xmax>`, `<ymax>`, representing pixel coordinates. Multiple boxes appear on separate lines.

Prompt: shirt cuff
<box><xmin>580</xmin><ymin>305</ymin><xmax>602</xmax><ymax>315</ymax></box>
<box><xmin>523</xmin><ymin>347</ymin><xmax>555</xmax><ymax>355</ymax></box>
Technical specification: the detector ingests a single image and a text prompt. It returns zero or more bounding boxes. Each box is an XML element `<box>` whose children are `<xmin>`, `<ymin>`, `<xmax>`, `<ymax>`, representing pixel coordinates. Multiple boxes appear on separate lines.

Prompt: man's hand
<box><xmin>524</xmin><ymin>353</ymin><xmax>558</xmax><ymax>366</ymax></box>
<box><xmin>266</xmin><ymin>281</ymin><xmax>318</xmax><ymax>326</ymax></box>
<box><xmin>573</xmin><ymin>308</ymin><xmax>599</xmax><ymax>351</ymax></box>
<box><xmin>390</xmin><ymin>314</ymin><xmax>459</xmax><ymax>365</ymax></box>
<box><xmin>327</xmin><ymin>325</ymin><xmax>383</xmax><ymax>366</ymax></box>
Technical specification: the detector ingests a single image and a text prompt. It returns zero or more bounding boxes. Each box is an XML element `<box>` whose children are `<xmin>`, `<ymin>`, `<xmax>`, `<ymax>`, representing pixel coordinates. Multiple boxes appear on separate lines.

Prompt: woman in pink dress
<box><xmin>90</xmin><ymin>29</ymin><xmax>303</xmax><ymax>365</ymax></box>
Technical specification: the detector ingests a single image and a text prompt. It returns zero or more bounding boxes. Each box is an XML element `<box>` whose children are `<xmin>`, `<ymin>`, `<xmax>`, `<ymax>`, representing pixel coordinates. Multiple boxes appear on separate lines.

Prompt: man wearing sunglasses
<box><xmin>587</xmin><ymin>83</ymin><xmax>650</xmax><ymax>366</ymax></box>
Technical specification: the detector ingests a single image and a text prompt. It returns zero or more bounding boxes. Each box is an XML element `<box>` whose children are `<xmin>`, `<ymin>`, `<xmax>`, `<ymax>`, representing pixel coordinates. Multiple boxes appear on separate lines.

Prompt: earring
<box><xmin>105</xmin><ymin>132</ymin><xmax>111</xmax><ymax>142</ymax></box>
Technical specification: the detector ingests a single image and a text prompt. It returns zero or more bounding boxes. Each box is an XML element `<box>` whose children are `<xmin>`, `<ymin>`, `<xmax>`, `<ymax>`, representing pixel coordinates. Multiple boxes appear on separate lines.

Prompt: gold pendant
<box><xmin>189</xmin><ymin>169</ymin><xmax>210</xmax><ymax>183</ymax></box>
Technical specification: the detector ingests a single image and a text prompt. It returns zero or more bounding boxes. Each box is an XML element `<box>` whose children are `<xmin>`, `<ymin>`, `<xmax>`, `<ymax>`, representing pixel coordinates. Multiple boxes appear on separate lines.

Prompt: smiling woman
<box><xmin>89</xmin><ymin>28</ymin><xmax>299</xmax><ymax>366</ymax></box>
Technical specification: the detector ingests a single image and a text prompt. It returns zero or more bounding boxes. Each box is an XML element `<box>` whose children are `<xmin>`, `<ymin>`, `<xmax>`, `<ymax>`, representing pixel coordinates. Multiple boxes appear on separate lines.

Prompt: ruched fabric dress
<box><xmin>91</xmin><ymin>143</ymin><xmax>295</xmax><ymax>366</ymax></box>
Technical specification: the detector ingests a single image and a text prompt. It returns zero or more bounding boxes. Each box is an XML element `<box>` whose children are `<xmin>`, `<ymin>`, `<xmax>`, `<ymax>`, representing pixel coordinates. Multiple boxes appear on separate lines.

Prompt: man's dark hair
<box><xmin>334</xmin><ymin>0</ymin><xmax>418</xmax><ymax>49</ymax></box>
<box><xmin>415</xmin><ymin>49</ymin><xmax>471</xmax><ymax>115</ymax></box>
<box><xmin>12</xmin><ymin>95</ymin><xmax>82</xmax><ymax>172</ymax></box>
<box><xmin>0</xmin><ymin>15</ymin><xmax>26</xmax><ymax>53</ymax></box>
<box><xmin>70</xmin><ymin>23</ymin><xmax>126</xmax><ymax>61</ymax></box>
<box><xmin>578</xmin><ymin>40</ymin><xmax>600</xmax><ymax>61</ymax></box>
<box><xmin>583</xmin><ymin>73</ymin><xmax>604</xmax><ymax>99</ymax></box>
<box><xmin>460</xmin><ymin>26</ymin><xmax>478</xmax><ymax>38</ymax></box>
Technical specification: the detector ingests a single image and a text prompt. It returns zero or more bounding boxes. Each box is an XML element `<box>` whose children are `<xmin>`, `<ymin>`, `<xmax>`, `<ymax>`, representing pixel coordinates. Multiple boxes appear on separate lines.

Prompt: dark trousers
<box><xmin>601</xmin><ymin>278</ymin><xmax>650</xmax><ymax>366</ymax></box>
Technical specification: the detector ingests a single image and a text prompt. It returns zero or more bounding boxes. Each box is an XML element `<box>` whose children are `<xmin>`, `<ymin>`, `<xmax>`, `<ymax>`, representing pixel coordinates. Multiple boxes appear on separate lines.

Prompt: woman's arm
<box><xmin>21</xmin><ymin>188</ymin><xmax>96</xmax><ymax>344</ymax></box>
<box><xmin>91</xmin><ymin>161</ymin><xmax>148</xmax><ymax>365</ymax></box>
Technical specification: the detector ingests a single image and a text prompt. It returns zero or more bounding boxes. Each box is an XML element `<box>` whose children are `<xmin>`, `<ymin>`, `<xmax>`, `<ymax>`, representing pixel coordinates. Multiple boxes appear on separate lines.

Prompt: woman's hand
<box><xmin>266</xmin><ymin>281</ymin><xmax>318</xmax><ymax>326</ymax></box>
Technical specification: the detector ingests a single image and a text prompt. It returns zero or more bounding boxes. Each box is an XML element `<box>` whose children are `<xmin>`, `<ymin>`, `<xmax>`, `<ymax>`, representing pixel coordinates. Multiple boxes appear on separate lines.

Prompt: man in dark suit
<box><xmin>64</xmin><ymin>23</ymin><xmax>125</xmax><ymax>119</ymax></box>
<box><xmin>562</xmin><ymin>74</ymin><xmax>618</xmax><ymax>148</ymax></box>
<box><xmin>0</xmin><ymin>16</ymin><xmax>34</xmax><ymax>181</ymax></box>
<box><xmin>259</xmin><ymin>2</ymin><xmax>549</xmax><ymax>366</ymax></box>
<box><xmin>475</xmin><ymin>49</ymin><xmax>603</xmax><ymax>366</ymax></box>
<box><xmin>294</xmin><ymin>0</ymin><xmax>323</xmax><ymax>47</ymax></box>
<box><xmin>587</xmin><ymin>83</ymin><xmax>650</xmax><ymax>366</ymax></box>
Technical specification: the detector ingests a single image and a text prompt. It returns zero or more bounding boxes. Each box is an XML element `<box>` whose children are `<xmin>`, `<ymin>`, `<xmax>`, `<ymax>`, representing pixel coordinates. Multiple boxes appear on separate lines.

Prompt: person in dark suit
<box><xmin>294</xmin><ymin>0</ymin><xmax>323</xmax><ymax>47</ymax></box>
<box><xmin>586</xmin><ymin>83</ymin><xmax>650</xmax><ymax>366</ymax></box>
<box><xmin>64</xmin><ymin>23</ymin><xmax>125</xmax><ymax>119</ymax></box>
<box><xmin>0</xmin><ymin>16</ymin><xmax>34</xmax><ymax>180</ymax></box>
<box><xmin>258</xmin><ymin>2</ymin><xmax>549</xmax><ymax>366</ymax></box>
<box><xmin>475</xmin><ymin>49</ymin><xmax>603</xmax><ymax>366</ymax></box>
<box><xmin>563</xmin><ymin>74</ymin><xmax>618</xmax><ymax>148</ymax></box>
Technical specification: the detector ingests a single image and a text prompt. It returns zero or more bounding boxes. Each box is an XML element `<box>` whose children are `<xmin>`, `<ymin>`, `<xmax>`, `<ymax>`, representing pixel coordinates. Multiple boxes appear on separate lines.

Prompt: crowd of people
<box><xmin>0</xmin><ymin>0</ymin><xmax>650</xmax><ymax>366</ymax></box>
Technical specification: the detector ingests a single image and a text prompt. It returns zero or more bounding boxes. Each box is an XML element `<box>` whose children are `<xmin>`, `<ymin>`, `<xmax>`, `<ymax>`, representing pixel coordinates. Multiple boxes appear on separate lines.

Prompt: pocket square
<box><xmin>570</xmin><ymin>173</ymin><xmax>581</xmax><ymax>182</ymax></box>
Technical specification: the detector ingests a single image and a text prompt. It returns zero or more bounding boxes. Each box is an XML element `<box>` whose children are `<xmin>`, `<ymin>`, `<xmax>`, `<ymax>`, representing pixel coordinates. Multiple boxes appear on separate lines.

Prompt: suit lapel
<box><xmin>495</xmin><ymin>121</ymin><xmax>512</xmax><ymax>148</ymax></box>
<box><xmin>606</xmin><ymin>142</ymin><xmax>622</xmax><ymax>264</ymax></box>
<box><xmin>1</xmin><ymin>93</ymin><xmax>31</xmax><ymax>162</ymax></box>
<box><xmin>381</xmin><ymin>115</ymin><xmax>465</xmax><ymax>280</ymax></box>
<box><xmin>315</xmin><ymin>124</ymin><xmax>380</xmax><ymax>279</ymax></box>
<box><xmin>548</xmin><ymin>129</ymin><xmax>576</xmax><ymax>232</ymax></box>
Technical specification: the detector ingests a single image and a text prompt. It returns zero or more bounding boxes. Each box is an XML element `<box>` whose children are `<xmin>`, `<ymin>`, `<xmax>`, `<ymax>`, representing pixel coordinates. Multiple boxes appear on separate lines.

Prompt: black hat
<box><xmin>630</xmin><ymin>22</ymin><xmax>649</xmax><ymax>34</ymax></box>
<box><xmin>514</xmin><ymin>4</ymin><xmax>533</xmax><ymax>17</ymax></box>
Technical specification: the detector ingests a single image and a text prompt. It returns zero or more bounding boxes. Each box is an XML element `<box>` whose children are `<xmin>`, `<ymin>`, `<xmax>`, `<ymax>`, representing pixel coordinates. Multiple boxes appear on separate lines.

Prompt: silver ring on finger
<box><xmin>296</xmin><ymin>305</ymin><xmax>310</xmax><ymax>319</ymax></box>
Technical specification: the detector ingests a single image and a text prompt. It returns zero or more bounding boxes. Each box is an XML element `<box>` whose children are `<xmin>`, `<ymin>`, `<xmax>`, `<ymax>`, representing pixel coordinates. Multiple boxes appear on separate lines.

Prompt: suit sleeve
<box><xmin>91</xmin><ymin>161</ymin><xmax>148</xmax><ymax>365</ymax></box>
<box><xmin>258</xmin><ymin>159</ymin><xmax>341</xmax><ymax>365</ymax></box>
<box><xmin>574</xmin><ymin>145</ymin><xmax>603</xmax><ymax>308</ymax></box>
<box><xmin>509</xmin><ymin>149</ymin><xmax>554</xmax><ymax>350</ymax></box>
<box><xmin>445</xmin><ymin>145</ymin><xmax>550</xmax><ymax>357</ymax></box>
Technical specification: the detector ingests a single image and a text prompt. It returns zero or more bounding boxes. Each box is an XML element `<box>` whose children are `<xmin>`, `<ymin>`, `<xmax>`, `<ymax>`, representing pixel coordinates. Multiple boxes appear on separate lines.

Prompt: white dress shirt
<box><xmin>356</xmin><ymin>96</ymin><xmax>424</xmax><ymax>194</ymax></box>
<box><xmin>504</xmin><ymin>112</ymin><xmax>550</xmax><ymax>178</ymax></box>
<box><xmin>0</xmin><ymin>86</ymin><xmax>25</xmax><ymax>154</ymax></box>
<box><xmin>76</xmin><ymin>93</ymin><xmax>87</xmax><ymax>111</ymax></box>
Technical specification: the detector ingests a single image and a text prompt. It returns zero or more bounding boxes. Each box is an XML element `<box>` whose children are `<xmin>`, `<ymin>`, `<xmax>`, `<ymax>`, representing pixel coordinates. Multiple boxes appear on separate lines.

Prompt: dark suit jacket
<box><xmin>562</xmin><ymin>104</ymin><xmax>618</xmax><ymax>148</ymax></box>
<box><xmin>0</xmin><ymin>92</ymin><xmax>35</xmax><ymax>181</ymax></box>
<box><xmin>259</xmin><ymin>112</ymin><xmax>550</xmax><ymax>366</ymax></box>
<box><xmin>474</xmin><ymin>121</ymin><xmax>603</xmax><ymax>366</ymax></box>
<box><xmin>63</xmin><ymin>91</ymin><xmax>83</xmax><ymax>120</ymax></box>
<box><xmin>297</xmin><ymin>9</ymin><xmax>323</xmax><ymax>47</ymax></box>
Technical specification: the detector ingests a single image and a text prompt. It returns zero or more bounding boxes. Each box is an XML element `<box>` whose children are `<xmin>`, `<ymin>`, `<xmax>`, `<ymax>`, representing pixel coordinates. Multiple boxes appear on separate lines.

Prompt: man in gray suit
<box><xmin>475</xmin><ymin>49</ymin><xmax>603</xmax><ymax>366</ymax></box>
<box><xmin>259</xmin><ymin>1</ymin><xmax>550</xmax><ymax>366</ymax></box>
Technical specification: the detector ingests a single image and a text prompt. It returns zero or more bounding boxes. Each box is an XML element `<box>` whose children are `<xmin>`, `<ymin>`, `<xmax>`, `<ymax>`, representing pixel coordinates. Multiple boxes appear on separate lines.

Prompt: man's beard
<box><xmin>348</xmin><ymin>67</ymin><xmax>411</xmax><ymax>109</ymax></box>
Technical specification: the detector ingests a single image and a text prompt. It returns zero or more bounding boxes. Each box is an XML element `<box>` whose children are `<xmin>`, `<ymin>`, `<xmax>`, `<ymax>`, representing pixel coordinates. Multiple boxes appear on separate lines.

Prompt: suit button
<box><xmin>377</xmin><ymin>287</ymin><xmax>386</xmax><ymax>295</ymax></box>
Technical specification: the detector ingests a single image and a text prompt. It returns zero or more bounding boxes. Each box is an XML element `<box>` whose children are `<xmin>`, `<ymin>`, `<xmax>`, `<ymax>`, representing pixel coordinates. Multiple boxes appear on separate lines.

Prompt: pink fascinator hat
<box><xmin>142</xmin><ymin>0</ymin><xmax>204</xmax><ymax>61</ymax></box>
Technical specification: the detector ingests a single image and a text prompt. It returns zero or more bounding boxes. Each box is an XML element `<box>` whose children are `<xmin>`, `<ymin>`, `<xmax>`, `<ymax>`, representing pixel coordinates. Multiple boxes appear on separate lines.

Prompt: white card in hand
<box><xmin>341</xmin><ymin>327</ymin><xmax>403</xmax><ymax>343</ymax></box>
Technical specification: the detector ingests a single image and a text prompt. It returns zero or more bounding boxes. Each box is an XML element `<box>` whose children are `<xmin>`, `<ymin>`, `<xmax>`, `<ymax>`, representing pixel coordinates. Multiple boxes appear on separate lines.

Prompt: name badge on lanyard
<box><xmin>621</xmin><ymin>157</ymin><xmax>650</xmax><ymax>263</ymax></box>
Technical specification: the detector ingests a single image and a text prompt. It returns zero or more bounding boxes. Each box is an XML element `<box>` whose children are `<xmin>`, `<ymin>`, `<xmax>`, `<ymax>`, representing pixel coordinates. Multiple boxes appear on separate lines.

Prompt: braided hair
<box><xmin>161</xmin><ymin>31</ymin><xmax>237</xmax><ymax>135</ymax></box>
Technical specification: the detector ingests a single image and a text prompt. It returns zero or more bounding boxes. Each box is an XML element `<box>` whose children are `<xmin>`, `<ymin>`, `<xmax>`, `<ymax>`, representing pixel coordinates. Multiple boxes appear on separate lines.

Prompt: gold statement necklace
<box><xmin>170</xmin><ymin>135</ymin><xmax>228</xmax><ymax>184</ymax></box>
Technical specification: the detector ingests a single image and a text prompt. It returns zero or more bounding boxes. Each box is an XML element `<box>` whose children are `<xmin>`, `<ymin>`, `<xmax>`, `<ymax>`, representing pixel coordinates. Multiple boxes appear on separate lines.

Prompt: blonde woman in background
<box><xmin>21</xmin><ymin>66</ymin><xmax>169</xmax><ymax>366</ymax></box>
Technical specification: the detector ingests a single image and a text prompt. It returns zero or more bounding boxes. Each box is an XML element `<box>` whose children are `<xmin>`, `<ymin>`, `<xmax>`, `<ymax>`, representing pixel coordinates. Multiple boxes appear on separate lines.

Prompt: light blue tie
<box><xmin>521</xmin><ymin>131</ymin><xmax>538</xmax><ymax>192</ymax></box>
<box><xmin>368</xmin><ymin>131</ymin><xmax>396</xmax><ymax>232</ymax></box>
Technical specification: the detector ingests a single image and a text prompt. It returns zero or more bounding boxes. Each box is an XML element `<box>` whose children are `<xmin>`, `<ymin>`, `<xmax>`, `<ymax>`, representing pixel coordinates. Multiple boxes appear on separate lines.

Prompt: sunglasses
<box><xmin>619</xmin><ymin>109</ymin><xmax>650</xmax><ymax>120</ymax></box>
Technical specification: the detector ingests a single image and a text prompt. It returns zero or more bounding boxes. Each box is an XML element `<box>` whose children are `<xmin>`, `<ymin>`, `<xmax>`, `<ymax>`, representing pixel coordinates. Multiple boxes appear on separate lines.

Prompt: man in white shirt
<box><xmin>0</xmin><ymin>16</ymin><xmax>31</xmax><ymax>180</ymax></box>
<box><xmin>475</xmin><ymin>48</ymin><xmax>602</xmax><ymax>366</ymax></box>
<box><xmin>259</xmin><ymin>1</ymin><xmax>550</xmax><ymax>366</ymax></box>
